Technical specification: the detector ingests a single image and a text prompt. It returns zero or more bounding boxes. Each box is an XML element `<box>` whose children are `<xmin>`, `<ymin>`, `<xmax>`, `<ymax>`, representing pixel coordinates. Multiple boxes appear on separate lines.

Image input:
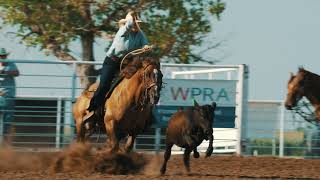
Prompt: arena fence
<box><xmin>1</xmin><ymin>59</ymin><xmax>318</xmax><ymax>158</ymax></box>
<box><xmin>0</xmin><ymin>59</ymin><xmax>249</xmax><ymax>155</ymax></box>
<box><xmin>243</xmin><ymin>100</ymin><xmax>320</xmax><ymax>158</ymax></box>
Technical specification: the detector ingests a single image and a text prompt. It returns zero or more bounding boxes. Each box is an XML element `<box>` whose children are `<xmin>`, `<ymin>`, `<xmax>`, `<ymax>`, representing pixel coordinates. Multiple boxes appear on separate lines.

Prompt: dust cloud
<box><xmin>0</xmin><ymin>142</ymin><xmax>152</xmax><ymax>175</ymax></box>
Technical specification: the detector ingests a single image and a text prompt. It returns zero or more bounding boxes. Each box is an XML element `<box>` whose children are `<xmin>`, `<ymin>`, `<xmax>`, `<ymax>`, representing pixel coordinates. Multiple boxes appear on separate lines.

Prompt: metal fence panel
<box><xmin>0</xmin><ymin>60</ymin><xmax>247</xmax><ymax>155</ymax></box>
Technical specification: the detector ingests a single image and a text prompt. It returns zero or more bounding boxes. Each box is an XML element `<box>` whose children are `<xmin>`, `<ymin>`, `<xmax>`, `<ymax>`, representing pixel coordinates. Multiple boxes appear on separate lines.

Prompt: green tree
<box><xmin>0</xmin><ymin>0</ymin><xmax>225</xmax><ymax>88</ymax></box>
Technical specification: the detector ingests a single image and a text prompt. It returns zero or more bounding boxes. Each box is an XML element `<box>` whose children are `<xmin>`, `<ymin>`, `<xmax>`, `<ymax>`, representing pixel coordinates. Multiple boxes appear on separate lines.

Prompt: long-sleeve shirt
<box><xmin>0</xmin><ymin>62</ymin><xmax>18</xmax><ymax>97</ymax></box>
<box><xmin>106</xmin><ymin>17</ymin><xmax>149</xmax><ymax>58</ymax></box>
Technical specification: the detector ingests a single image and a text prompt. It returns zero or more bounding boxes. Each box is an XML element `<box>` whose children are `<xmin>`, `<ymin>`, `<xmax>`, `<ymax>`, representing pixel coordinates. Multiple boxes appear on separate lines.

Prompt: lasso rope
<box><xmin>119</xmin><ymin>45</ymin><xmax>153</xmax><ymax>71</ymax></box>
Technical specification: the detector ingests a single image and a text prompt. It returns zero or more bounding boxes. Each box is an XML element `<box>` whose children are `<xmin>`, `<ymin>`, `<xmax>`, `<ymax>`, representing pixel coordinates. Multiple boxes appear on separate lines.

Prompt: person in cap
<box><xmin>84</xmin><ymin>11</ymin><xmax>151</xmax><ymax>121</ymax></box>
<box><xmin>0</xmin><ymin>48</ymin><xmax>19</xmax><ymax>141</ymax></box>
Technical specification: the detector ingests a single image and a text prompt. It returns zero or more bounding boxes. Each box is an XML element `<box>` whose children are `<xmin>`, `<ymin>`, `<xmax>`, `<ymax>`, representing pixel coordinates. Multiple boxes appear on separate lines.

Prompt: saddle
<box><xmin>83</xmin><ymin>57</ymin><xmax>145</xmax><ymax>114</ymax></box>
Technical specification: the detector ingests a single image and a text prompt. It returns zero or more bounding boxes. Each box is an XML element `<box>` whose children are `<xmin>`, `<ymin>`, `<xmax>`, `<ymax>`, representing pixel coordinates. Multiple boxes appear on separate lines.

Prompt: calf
<box><xmin>160</xmin><ymin>101</ymin><xmax>216</xmax><ymax>175</ymax></box>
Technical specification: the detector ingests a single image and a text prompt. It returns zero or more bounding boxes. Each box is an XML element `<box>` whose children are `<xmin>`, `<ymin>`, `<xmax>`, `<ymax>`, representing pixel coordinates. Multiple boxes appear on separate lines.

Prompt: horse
<box><xmin>73</xmin><ymin>56</ymin><xmax>163</xmax><ymax>153</ymax></box>
<box><xmin>160</xmin><ymin>101</ymin><xmax>216</xmax><ymax>175</ymax></box>
<box><xmin>285</xmin><ymin>67</ymin><xmax>320</xmax><ymax>122</ymax></box>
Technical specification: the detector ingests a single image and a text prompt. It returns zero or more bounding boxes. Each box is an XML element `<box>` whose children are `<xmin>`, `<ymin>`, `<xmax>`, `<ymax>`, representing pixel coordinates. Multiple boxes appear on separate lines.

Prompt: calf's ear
<box><xmin>193</xmin><ymin>99</ymin><xmax>200</xmax><ymax>108</ymax></box>
<box><xmin>211</xmin><ymin>102</ymin><xmax>217</xmax><ymax>110</ymax></box>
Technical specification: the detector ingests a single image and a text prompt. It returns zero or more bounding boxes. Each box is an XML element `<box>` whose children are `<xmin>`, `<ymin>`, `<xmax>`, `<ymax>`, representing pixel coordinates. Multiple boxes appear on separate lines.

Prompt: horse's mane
<box><xmin>299</xmin><ymin>67</ymin><xmax>320</xmax><ymax>82</ymax></box>
<box><xmin>120</xmin><ymin>56</ymin><xmax>160</xmax><ymax>79</ymax></box>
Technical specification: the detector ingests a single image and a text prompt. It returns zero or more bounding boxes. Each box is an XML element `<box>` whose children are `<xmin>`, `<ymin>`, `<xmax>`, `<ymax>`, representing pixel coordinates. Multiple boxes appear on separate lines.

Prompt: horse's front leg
<box><xmin>124</xmin><ymin>134</ymin><xmax>136</xmax><ymax>153</ymax></box>
<box><xmin>105</xmin><ymin>116</ymin><xmax>119</xmax><ymax>153</ymax></box>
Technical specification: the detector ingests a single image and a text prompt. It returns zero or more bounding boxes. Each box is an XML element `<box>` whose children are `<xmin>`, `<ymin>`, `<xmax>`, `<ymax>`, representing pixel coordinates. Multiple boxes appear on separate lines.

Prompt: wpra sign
<box><xmin>159</xmin><ymin>79</ymin><xmax>236</xmax><ymax>107</ymax></box>
<box><xmin>155</xmin><ymin>79</ymin><xmax>237</xmax><ymax>127</ymax></box>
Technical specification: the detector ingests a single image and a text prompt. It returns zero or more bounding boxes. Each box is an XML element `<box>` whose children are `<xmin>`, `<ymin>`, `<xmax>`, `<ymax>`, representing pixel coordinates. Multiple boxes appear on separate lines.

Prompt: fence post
<box><xmin>154</xmin><ymin>106</ymin><xmax>162</xmax><ymax>154</ymax></box>
<box><xmin>236</xmin><ymin>64</ymin><xmax>249</xmax><ymax>156</ymax></box>
<box><xmin>56</xmin><ymin>97</ymin><xmax>62</xmax><ymax>149</ymax></box>
<box><xmin>155</xmin><ymin>127</ymin><xmax>161</xmax><ymax>154</ymax></box>
<box><xmin>279</xmin><ymin>101</ymin><xmax>285</xmax><ymax>157</ymax></box>
<box><xmin>272</xmin><ymin>138</ymin><xmax>276</xmax><ymax>156</ymax></box>
<box><xmin>63</xmin><ymin>62</ymin><xmax>77</xmax><ymax>144</ymax></box>
<box><xmin>71</xmin><ymin>62</ymin><xmax>77</xmax><ymax>103</ymax></box>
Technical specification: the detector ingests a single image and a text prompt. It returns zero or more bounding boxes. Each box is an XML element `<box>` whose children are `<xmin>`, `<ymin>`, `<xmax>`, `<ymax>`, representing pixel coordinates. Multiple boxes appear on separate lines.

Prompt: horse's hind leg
<box><xmin>160</xmin><ymin>143</ymin><xmax>173</xmax><ymax>175</ymax></box>
<box><xmin>124</xmin><ymin>135</ymin><xmax>136</xmax><ymax>153</ymax></box>
<box><xmin>183</xmin><ymin>147</ymin><xmax>192</xmax><ymax>173</ymax></box>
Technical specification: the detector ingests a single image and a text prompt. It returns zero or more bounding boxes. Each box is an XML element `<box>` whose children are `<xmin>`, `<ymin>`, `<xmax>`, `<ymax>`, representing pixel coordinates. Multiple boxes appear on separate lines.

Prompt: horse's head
<box><xmin>285</xmin><ymin>67</ymin><xmax>309</xmax><ymax>110</ymax></box>
<box><xmin>193</xmin><ymin>100</ymin><xmax>216</xmax><ymax>136</ymax></box>
<box><xmin>139</xmin><ymin>56</ymin><xmax>163</xmax><ymax>106</ymax></box>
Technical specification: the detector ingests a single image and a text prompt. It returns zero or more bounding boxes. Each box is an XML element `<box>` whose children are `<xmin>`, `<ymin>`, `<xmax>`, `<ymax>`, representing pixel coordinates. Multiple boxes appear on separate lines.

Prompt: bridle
<box><xmin>288</xmin><ymin>78</ymin><xmax>319</xmax><ymax>126</ymax></box>
<box><xmin>138</xmin><ymin>63</ymin><xmax>161</xmax><ymax>110</ymax></box>
<box><xmin>119</xmin><ymin>46</ymin><xmax>162</xmax><ymax>110</ymax></box>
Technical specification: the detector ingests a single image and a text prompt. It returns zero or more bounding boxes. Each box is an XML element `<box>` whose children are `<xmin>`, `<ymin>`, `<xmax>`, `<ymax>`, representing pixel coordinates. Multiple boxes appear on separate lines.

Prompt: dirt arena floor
<box><xmin>0</xmin><ymin>143</ymin><xmax>320</xmax><ymax>180</ymax></box>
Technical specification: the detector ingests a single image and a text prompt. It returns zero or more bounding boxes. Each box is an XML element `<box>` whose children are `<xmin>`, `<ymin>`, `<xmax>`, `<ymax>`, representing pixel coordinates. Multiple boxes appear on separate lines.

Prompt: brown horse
<box><xmin>285</xmin><ymin>67</ymin><xmax>320</xmax><ymax>122</ymax></box>
<box><xmin>160</xmin><ymin>101</ymin><xmax>216</xmax><ymax>175</ymax></box>
<box><xmin>73</xmin><ymin>56</ymin><xmax>163</xmax><ymax>152</ymax></box>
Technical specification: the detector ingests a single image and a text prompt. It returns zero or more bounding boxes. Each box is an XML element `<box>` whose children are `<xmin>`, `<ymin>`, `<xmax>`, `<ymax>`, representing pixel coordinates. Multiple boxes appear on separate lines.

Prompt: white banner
<box><xmin>159</xmin><ymin>79</ymin><xmax>237</xmax><ymax>107</ymax></box>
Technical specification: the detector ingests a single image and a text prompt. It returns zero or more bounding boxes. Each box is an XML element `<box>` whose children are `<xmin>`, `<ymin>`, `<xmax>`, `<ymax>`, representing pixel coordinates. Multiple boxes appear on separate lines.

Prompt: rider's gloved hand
<box><xmin>143</xmin><ymin>45</ymin><xmax>152</xmax><ymax>51</ymax></box>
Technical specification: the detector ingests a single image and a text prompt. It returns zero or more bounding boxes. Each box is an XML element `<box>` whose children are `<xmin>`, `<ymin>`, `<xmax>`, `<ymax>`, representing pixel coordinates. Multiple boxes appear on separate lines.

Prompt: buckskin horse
<box><xmin>285</xmin><ymin>67</ymin><xmax>320</xmax><ymax>124</ymax></box>
<box><xmin>160</xmin><ymin>101</ymin><xmax>216</xmax><ymax>175</ymax></box>
<box><xmin>73</xmin><ymin>55</ymin><xmax>163</xmax><ymax>153</ymax></box>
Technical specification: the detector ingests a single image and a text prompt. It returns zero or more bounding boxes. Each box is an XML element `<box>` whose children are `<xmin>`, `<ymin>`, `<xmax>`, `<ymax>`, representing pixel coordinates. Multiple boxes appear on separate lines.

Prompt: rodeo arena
<box><xmin>0</xmin><ymin>58</ymin><xmax>319</xmax><ymax>180</ymax></box>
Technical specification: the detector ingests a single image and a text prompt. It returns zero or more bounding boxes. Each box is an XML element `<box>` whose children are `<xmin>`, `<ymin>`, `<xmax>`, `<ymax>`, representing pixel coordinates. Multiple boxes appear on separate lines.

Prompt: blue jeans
<box><xmin>1</xmin><ymin>96</ymin><xmax>14</xmax><ymax>134</ymax></box>
<box><xmin>87</xmin><ymin>56</ymin><xmax>120</xmax><ymax>111</ymax></box>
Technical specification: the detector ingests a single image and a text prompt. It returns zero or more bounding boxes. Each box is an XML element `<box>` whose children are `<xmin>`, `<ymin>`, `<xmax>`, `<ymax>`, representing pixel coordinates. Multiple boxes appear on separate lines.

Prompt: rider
<box><xmin>84</xmin><ymin>11</ymin><xmax>151</xmax><ymax>121</ymax></box>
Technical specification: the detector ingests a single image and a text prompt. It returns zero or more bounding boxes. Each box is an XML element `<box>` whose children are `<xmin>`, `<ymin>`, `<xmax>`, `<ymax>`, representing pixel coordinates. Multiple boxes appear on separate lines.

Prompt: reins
<box><xmin>291</xmin><ymin>100</ymin><xmax>319</xmax><ymax>126</ymax></box>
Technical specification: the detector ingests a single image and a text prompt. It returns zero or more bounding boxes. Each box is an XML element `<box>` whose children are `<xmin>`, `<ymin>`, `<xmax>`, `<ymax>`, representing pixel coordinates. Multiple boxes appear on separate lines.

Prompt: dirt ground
<box><xmin>0</xmin><ymin>144</ymin><xmax>320</xmax><ymax>180</ymax></box>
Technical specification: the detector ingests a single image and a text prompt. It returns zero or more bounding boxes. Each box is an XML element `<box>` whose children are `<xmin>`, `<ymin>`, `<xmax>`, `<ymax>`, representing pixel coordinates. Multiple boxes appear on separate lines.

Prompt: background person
<box><xmin>0</xmin><ymin>48</ymin><xmax>20</xmax><ymax>142</ymax></box>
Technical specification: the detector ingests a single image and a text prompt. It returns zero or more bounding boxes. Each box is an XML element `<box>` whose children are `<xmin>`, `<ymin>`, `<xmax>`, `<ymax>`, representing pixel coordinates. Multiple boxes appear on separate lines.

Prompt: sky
<box><xmin>1</xmin><ymin>0</ymin><xmax>320</xmax><ymax>101</ymax></box>
<box><xmin>211</xmin><ymin>0</ymin><xmax>320</xmax><ymax>100</ymax></box>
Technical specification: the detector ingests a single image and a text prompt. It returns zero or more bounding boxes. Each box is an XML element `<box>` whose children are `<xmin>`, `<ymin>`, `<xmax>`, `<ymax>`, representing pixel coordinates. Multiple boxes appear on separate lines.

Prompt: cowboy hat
<box><xmin>0</xmin><ymin>48</ymin><xmax>9</xmax><ymax>56</ymax></box>
<box><xmin>118</xmin><ymin>18</ymin><xmax>143</xmax><ymax>25</ymax></box>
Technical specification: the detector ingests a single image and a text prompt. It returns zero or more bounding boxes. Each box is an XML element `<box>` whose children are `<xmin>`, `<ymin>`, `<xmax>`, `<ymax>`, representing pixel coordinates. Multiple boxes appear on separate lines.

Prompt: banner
<box><xmin>154</xmin><ymin>79</ymin><xmax>237</xmax><ymax>128</ymax></box>
<box><xmin>159</xmin><ymin>79</ymin><xmax>237</xmax><ymax>107</ymax></box>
